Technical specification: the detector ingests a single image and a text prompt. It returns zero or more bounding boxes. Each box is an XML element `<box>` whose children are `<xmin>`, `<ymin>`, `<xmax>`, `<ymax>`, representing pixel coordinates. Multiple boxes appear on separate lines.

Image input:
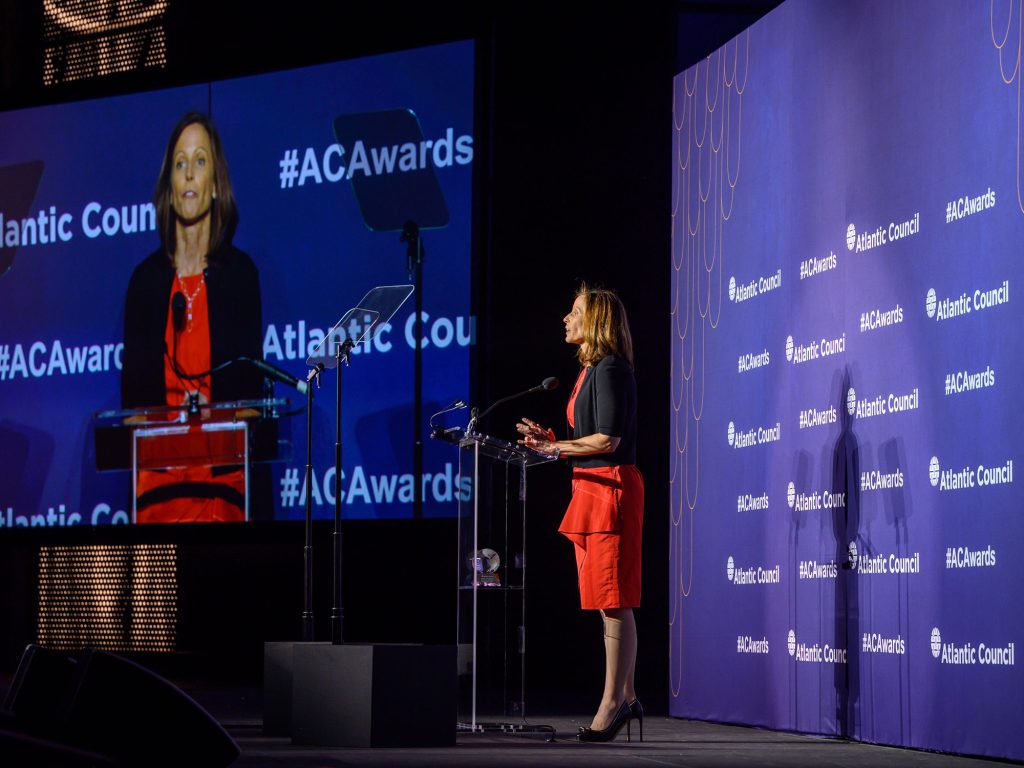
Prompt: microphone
<box><xmin>429</xmin><ymin>399</ymin><xmax>468</xmax><ymax>443</ymax></box>
<box><xmin>171</xmin><ymin>292</ymin><xmax>186</xmax><ymax>333</ymax></box>
<box><xmin>239</xmin><ymin>356</ymin><xmax>309</xmax><ymax>395</ymax></box>
<box><xmin>167</xmin><ymin>292</ymin><xmax>188</xmax><ymax>384</ymax></box>
<box><xmin>530</xmin><ymin>376</ymin><xmax>559</xmax><ymax>393</ymax></box>
<box><xmin>467</xmin><ymin>377</ymin><xmax>560</xmax><ymax>433</ymax></box>
<box><xmin>430</xmin><ymin>399</ymin><xmax>468</xmax><ymax>428</ymax></box>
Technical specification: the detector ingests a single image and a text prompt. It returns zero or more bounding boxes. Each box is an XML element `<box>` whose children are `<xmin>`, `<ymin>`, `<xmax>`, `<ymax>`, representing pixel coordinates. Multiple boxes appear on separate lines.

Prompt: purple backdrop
<box><xmin>669</xmin><ymin>0</ymin><xmax>1024</xmax><ymax>759</ymax></box>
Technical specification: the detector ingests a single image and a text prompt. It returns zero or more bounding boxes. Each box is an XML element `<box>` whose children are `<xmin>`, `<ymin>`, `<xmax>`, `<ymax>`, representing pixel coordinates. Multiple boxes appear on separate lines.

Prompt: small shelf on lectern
<box><xmin>457</xmin><ymin>585</ymin><xmax>524</xmax><ymax>592</ymax></box>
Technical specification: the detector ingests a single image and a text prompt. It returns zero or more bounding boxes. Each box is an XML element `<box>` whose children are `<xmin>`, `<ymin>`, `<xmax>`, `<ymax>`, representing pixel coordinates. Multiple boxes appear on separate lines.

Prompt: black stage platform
<box><xmin>188</xmin><ymin>687</ymin><xmax>1006</xmax><ymax>768</ymax></box>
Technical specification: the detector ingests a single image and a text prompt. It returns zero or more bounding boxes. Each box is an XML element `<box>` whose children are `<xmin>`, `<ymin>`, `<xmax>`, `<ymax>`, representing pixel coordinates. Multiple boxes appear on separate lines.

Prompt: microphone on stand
<box><xmin>168</xmin><ymin>291</ymin><xmax>200</xmax><ymax>413</ymax></box>
<box><xmin>429</xmin><ymin>399</ymin><xmax>468</xmax><ymax>443</ymax></box>
<box><xmin>529</xmin><ymin>377</ymin><xmax>560</xmax><ymax>394</ymax></box>
<box><xmin>430</xmin><ymin>399</ymin><xmax>468</xmax><ymax>427</ymax></box>
<box><xmin>238</xmin><ymin>357</ymin><xmax>309</xmax><ymax>395</ymax></box>
<box><xmin>171</xmin><ymin>292</ymin><xmax>186</xmax><ymax>333</ymax></box>
<box><xmin>466</xmin><ymin>377</ymin><xmax>560</xmax><ymax>434</ymax></box>
<box><xmin>169</xmin><ymin>291</ymin><xmax>187</xmax><ymax>382</ymax></box>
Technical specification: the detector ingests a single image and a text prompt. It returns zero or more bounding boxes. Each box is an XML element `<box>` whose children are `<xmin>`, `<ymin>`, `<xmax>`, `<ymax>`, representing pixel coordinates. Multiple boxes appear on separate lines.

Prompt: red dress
<box><xmin>135</xmin><ymin>273</ymin><xmax>246</xmax><ymax>523</ymax></box>
<box><xmin>558</xmin><ymin>367</ymin><xmax>644</xmax><ymax>609</ymax></box>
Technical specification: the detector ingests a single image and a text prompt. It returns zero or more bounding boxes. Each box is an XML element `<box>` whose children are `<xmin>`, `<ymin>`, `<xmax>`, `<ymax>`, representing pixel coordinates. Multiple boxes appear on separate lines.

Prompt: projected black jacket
<box><xmin>121</xmin><ymin>245</ymin><xmax>263</xmax><ymax>408</ymax></box>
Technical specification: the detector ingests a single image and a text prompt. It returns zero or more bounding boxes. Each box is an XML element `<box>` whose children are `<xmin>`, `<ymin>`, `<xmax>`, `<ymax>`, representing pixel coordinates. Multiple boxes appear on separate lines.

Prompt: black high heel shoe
<box><xmin>628</xmin><ymin>698</ymin><xmax>644</xmax><ymax>742</ymax></box>
<box><xmin>577</xmin><ymin>700</ymin><xmax>633</xmax><ymax>743</ymax></box>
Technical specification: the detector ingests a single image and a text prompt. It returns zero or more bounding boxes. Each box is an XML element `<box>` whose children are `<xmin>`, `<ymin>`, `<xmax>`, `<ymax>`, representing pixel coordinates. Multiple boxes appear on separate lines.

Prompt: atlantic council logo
<box><xmin>929</xmin><ymin>626</ymin><xmax>1015</xmax><ymax>665</ymax></box>
<box><xmin>785</xmin><ymin>335</ymin><xmax>794</xmax><ymax>362</ymax></box>
<box><xmin>787</xmin><ymin>482</ymin><xmax>796</xmax><ymax>508</ymax></box>
<box><xmin>729</xmin><ymin>276</ymin><xmax>736</xmax><ymax>301</ymax></box>
<box><xmin>848</xmin><ymin>541</ymin><xmax>858</xmax><ymax>568</ymax></box>
<box><xmin>788</xmin><ymin>629</ymin><xmax>797</xmax><ymax>656</ymax></box>
<box><xmin>727</xmin><ymin>556</ymin><xmax>735</xmax><ymax>581</ymax></box>
<box><xmin>728</xmin><ymin>421</ymin><xmax>735</xmax><ymax>446</ymax></box>
<box><xmin>929</xmin><ymin>455</ymin><xmax>1013</xmax><ymax>491</ymax></box>
<box><xmin>846</xmin><ymin>387</ymin><xmax>856</xmax><ymax>415</ymax></box>
<box><xmin>926</xmin><ymin>288</ymin><xmax>937</xmax><ymax>318</ymax></box>
<box><xmin>846</xmin><ymin>223</ymin><xmax>856</xmax><ymax>251</ymax></box>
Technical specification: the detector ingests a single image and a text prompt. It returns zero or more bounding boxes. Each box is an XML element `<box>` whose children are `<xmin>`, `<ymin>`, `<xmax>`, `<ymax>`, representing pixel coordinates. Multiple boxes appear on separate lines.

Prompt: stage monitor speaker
<box><xmin>0</xmin><ymin>718</ymin><xmax>116</xmax><ymax>767</ymax></box>
<box><xmin>2</xmin><ymin>644</ymin><xmax>239</xmax><ymax>767</ymax></box>
<box><xmin>2</xmin><ymin>644</ymin><xmax>79</xmax><ymax>734</ymax></box>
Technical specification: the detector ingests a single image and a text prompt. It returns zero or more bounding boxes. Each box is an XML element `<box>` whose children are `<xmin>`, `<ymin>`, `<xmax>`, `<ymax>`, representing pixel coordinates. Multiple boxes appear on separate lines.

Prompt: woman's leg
<box><xmin>589</xmin><ymin>607</ymin><xmax>637</xmax><ymax>729</ymax></box>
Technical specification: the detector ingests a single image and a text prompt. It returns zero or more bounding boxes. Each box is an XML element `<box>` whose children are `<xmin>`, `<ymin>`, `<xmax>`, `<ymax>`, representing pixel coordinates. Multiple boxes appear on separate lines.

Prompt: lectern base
<box><xmin>458</xmin><ymin>720</ymin><xmax>556</xmax><ymax>741</ymax></box>
<box><xmin>264</xmin><ymin>642</ymin><xmax>455</xmax><ymax>747</ymax></box>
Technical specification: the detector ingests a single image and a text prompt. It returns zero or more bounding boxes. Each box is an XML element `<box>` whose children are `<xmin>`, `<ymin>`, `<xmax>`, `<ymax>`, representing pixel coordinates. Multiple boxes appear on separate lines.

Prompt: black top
<box><xmin>570</xmin><ymin>354</ymin><xmax>637</xmax><ymax>468</ymax></box>
<box><xmin>121</xmin><ymin>245</ymin><xmax>263</xmax><ymax>408</ymax></box>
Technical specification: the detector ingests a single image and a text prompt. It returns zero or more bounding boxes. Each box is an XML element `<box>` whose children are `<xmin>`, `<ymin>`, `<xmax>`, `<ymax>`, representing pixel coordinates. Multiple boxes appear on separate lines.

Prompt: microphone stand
<box><xmin>302</xmin><ymin>364</ymin><xmax>323</xmax><ymax>642</ymax></box>
<box><xmin>402</xmin><ymin>221</ymin><xmax>424</xmax><ymax>519</ymax></box>
<box><xmin>331</xmin><ymin>338</ymin><xmax>354</xmax><ymax>645</ymax></box>
<box><xmin>467</xmin><ymin>380</ymin><xmax>558</xmax><ymax>434</ymax></box>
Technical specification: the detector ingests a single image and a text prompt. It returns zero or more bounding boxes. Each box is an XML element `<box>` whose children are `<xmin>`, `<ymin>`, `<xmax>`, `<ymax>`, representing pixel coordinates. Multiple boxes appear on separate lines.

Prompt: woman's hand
<box><xmin>516</xmin><ymin>417</ymin><xmax>559</xmax><ymax>455</ymax></box>
<box><xmin>516</xmin><ymin>417</ymin><xmax>555</xmax><ymax>442</ymax></box>
<box><xmin>520</xmin><ymin>433</ymin><xmax>559</xmax><ymax>456</ymax></box>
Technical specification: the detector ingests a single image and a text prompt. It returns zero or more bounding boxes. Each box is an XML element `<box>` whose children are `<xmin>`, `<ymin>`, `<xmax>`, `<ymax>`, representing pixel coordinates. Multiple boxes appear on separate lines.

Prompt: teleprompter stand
<box><xmin>303</xmin><ymin>285</ymin><xmax>412</xmax><ymax>645</ymax></box>
<box><xmin>267</xmin><ymin>286</ymin><xmax>458</xmax><ymax>748</ymax></box>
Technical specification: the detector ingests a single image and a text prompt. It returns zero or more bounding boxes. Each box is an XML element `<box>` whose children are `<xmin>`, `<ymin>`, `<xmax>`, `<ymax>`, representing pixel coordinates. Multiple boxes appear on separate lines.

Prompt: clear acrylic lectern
<box><xmin>454</xmin><ymin>431</ymin><xmax>557</xmax><ymax>735</ymax></box>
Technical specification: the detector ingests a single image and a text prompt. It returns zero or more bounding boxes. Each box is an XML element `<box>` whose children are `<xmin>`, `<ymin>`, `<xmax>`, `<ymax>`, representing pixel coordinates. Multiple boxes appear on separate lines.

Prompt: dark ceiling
<box><xmin>0</xmin><ymin>2</ymin><xmax>782</xmax><ymax>109</ymax></box>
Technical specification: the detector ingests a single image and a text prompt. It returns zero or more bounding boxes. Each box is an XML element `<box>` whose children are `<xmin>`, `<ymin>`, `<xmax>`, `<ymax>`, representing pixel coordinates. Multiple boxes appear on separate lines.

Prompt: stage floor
<box><xmin>200</xmin><ymin>690</ymin><xmax>1006</xmax><ymax>768</ymax></box>
<box><xmin>228</xmin><ymin>719</ymin><xmax>1006</xmax><ymax>768</ymax></box>
<box><xmin>0</xmin><ymin>678</ymin><xmax>1008</xmax><ymax>767</ymax></box>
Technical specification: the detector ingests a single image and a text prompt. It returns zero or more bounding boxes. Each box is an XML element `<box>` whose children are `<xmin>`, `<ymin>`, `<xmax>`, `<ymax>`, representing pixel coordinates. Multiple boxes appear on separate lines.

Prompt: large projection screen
<box><xmin>669</xmin><ymin>0</ymin><xmax>1022</xmax><ymax>759</ymax></box>
<box><xmin>0</xmin><ymin>41</ymin><xmax>474</xmax><ymax>527</ymax></box>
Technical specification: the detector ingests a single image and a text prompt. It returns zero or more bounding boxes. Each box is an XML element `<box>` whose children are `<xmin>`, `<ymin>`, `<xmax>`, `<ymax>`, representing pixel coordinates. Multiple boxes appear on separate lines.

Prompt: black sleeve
<box><xmin>237</xmin><ymin>254</ymin><xmax>263</xmax><ymax>362</ymax></box>
<box><xmin>594</xmin><ymin>357</ymin><xmax>630</xmax><ymax>437</ymax></box>
<box><xmin>209</xmin><ymin>249</ymin><xmax>264</xmax><ymax>401</ymax></box>
<box><xmin>120</xmin><ymin>268</ymin><xmax>144</xmax><ymax>408</ymax></box>
<box><xmin>121</xmin><ymin>255</ymin><xmax>169</xmax><ymax>408</ymax></box>
<box><xmin>240</xmin><ymin>261</ymin><xmax>264</xmax><ymax>396</ymax></box>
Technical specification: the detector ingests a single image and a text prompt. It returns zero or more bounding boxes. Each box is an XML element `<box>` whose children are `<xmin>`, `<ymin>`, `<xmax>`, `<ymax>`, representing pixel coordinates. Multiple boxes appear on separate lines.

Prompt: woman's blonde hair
<box><xmin>576</xmin><ymin>284</ymin><xmax>634</xmax><ymax>368</ymax></box>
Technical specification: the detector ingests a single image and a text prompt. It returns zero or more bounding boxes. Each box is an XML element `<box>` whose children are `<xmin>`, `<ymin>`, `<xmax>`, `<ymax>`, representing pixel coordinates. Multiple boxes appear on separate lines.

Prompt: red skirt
<box><xmin>559</xmin><ymin>465</ymin><xmax>643</xmax><ymax>610</ymax></box>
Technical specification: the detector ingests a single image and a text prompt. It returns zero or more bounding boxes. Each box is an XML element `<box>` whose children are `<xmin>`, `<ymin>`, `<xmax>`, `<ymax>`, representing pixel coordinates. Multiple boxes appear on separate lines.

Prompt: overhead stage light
<box><xmin>42</xmin><ymin>0</ymin><xmax>168</xmax><ymax>85</ymax></box>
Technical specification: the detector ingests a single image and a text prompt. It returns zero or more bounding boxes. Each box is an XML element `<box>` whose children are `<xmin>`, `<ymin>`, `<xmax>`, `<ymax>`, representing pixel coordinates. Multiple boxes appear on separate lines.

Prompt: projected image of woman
<box><xmin>516</xmin><ymin>285</ymin><xmax>644</xmax><ymax>743</ymax></box>
<box><xmin>121</xmin><ymin>112</ymin><xmax>263</xmax><ymax>523</ymax></box>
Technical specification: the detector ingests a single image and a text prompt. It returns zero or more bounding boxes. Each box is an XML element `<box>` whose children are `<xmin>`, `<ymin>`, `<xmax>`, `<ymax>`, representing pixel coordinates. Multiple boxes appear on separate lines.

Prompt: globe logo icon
<box><xmin>846</xmin><ymin>223</ymin><xmax>856</xmax><ymax>251</ymax></box>
<box><xmin>787</xmin><ymin>482</ymin><xmax>796</xmax><ymax>509</ymax></box>
<box><xmin>727</xmin><ymin>556</ymin><xmax>735</xmax><ymax>581</ymax></box>
<box><xmin>787</xmin><ymin>630</ymin><xmax>797</xmax><ymax>656</ymax></box>
<box><xmin>926</xmin><ymin>288</ymin><xmax>937</xmax><ymax>318</ymax></box>
<box><xmin>728</xmin><ymin>421</ymin><xmax>735</xmax><ymax>446</ymax></box>
<box><xmin>848</xmin><ymin>541</ymin><xmax>858</xmax><ymax>568</ymax></box>
<box><xmin>729</xmin><ymin>276</ymin><xmax>736</xmax><ymax>301</ymax></box>
<box><xmin>476</xmin><ymin>547</ymin><xmax>501</xmax><ymax>573</ymax></box>
<box><xmin>929</xmin><ymin>456</ymin><xmax>940</xmax><ymax>487</ymax></box>
<box><xmin>930</xmin><ymin>627</ymin><xmax>942</xmax><ymax>658</ymax></box>
<box><xmin>785</xmin><ymin>335</ymin><xmax>794</xmax><ymax>362</ymax></box>
<box><xmin>846</xmin><ymin>387</ymin><xmax>856</xmax><ymax>416</ymax></box>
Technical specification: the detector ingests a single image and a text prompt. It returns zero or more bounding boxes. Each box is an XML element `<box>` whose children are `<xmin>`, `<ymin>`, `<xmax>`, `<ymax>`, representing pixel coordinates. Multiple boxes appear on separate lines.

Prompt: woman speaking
<box><xmin>517</xmin><ymin>284</ymin><xmax>644</xmax><ymax>742</ymax></box>
<box><xmin>121</xmin><ymin>112</ymin><xmax>263</xmax><ymax>523</ymax></box>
